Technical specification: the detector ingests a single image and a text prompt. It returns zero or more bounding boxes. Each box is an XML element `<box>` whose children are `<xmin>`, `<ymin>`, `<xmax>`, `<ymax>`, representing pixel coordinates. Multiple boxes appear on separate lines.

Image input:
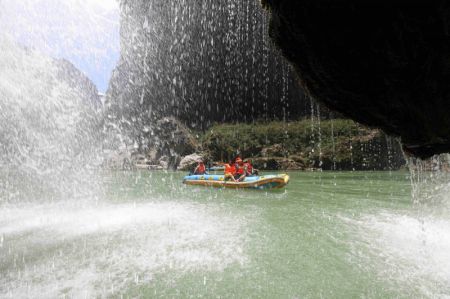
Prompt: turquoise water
<box><xmin>1</xmin><ymin>171</ymin><xmax>450</xmax><ymax>298</ymax></box>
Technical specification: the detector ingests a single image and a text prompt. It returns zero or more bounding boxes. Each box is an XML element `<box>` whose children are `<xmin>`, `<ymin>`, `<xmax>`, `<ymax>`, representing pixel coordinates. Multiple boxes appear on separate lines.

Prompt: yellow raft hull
<box><xmin>183</xmin><ymin>174</ymin><xmax>290</xmax><ymax>190</ymax></box>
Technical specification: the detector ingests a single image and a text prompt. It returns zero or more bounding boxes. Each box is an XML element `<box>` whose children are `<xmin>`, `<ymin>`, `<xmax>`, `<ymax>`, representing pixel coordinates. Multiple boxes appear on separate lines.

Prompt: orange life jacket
<box><xmin>224</xmin><ymin>164</ymin><xmax>231</xmax><ymax>174</ymax></box>
<box><xmin>224</xmin><ymin>163</ymin><xmax>235</xmax><ymax>175</ymax></box>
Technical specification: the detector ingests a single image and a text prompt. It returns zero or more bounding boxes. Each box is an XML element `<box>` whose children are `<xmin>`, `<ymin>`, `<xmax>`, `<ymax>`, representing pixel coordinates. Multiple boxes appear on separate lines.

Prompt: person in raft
<box><xmin>244</xmin><ymin>159</ymin><xmax>258</xmax><ymax>176</ymax></box>
<box><xmin>193</xmin><ymin>160</ymin><xmax>207</xmax><ymax>175</ymax></box>
<box><xmin>223</xmin><ymin>157</ymin><xmax>256</xmax><ymax>182</ymax></box>
<box><xmin>224</xmin><ymin>160</ymin><xmax>237</xmax><ymax>182</ymax></box>
<box><xmin>233</xmin><ymin>157</ymin><xmax>247</xmax><ymax>182</ymax></box>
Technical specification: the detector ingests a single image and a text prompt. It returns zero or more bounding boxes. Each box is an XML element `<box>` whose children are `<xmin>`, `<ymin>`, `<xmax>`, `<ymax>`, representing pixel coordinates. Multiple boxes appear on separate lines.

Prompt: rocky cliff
<box><xmin>263</xmin><ymin>0</ymin><xmax>450</xmax><ymax>159</ymax></box>
<box><xmin>107</xmin><ymin>0</ymin><xmax>432</xmax><ymax>166</ymax></box>
<box><xmin>107</xmin><ymin>0</ymin><xmax>314</xmax><ymax>133</ymax></box>
<box><xmin>53</xmin><ymin>58</ymin><xmax>101</xmax><ymax>109</ymax></box>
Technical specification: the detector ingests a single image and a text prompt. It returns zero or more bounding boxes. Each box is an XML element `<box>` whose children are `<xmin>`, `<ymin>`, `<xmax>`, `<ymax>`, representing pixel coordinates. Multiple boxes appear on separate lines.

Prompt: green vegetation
<box><xmin>200</xmin><ymin>119</ymin><xmax>405</xmax><ymax>170</ymax></box>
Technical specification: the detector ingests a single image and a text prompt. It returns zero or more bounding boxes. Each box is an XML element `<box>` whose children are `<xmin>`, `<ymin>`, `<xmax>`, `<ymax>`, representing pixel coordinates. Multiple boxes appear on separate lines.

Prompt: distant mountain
<box><xmin>0</xmin><ymin>0</ymin><xmax>120</xmax><ymax>92</ymax></box>
<box><xmin>53</xmin><ymin>58</ymin><xmax>101</xmax><ymax>109</ymax></box>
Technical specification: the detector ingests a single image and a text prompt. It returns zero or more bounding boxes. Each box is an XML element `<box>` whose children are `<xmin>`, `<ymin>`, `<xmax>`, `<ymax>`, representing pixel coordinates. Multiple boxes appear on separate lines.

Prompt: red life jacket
<box><xmin>230</xmin><ymin>164</ymin><xmax>236</xmax><ymax>175</ymax></box>
<box><xmin>195</xmin><ymin>163</ymin><xmax>206</xmax><ymax>174</ymax></box>
<box><xmin>235</xmin><ymin>164</ymin><xmax>244</xmax><ymax>175</ymax></box>
<box><xmin>244</xmin><ymin>162</ymin><xmax>253</xmax><ymax>175</ymax></box>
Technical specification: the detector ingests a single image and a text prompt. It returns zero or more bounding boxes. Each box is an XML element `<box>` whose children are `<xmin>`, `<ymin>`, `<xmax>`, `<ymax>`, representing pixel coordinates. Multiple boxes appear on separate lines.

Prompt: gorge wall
<box><xmin>263</xmin><ymin>0</ymin><xmax>450</xmax><ymax>159</ymax></box>
<box><xmin>106</xmin><ymin>0</ymin><xmax>313</xmax><ymax>134</ymax></box>
<box><xmin>105</xmin><ymin>0</ymin><xmax>414</xmax><ymax>169</ymax></box>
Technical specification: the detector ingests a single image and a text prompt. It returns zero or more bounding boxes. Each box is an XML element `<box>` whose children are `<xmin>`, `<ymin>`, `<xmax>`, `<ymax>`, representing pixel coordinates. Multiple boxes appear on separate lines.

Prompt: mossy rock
<box><xmin>200</xmin><ymin>119</ymin><xmax>405</xmax><ymax>170</ymax></box>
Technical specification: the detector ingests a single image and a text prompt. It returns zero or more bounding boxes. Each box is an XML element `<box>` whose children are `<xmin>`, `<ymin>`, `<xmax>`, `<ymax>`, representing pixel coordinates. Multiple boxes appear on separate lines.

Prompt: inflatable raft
<box><xmin>183</xmin><ymin>174</ymin><xmax>289</xmax><ymax>190</ymax></box>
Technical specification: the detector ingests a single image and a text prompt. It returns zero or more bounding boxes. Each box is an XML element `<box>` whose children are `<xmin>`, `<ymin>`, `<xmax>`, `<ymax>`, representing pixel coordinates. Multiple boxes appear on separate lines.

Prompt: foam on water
<box><xmin>344</xmin><ymin>210</ymin><xmax>450</xmax><ymax>297</ymax></box>
<box><xmin>0</xmin><ymin>200</ymin><xmax>250</xmax><ymax>298</ymax></box>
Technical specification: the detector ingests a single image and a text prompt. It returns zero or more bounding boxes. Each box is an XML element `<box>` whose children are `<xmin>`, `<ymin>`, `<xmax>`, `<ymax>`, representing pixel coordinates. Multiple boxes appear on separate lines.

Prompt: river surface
<box><xmin>1</xmin><ymin>171</ymin><xmax>450</xmax><ymax>298</ymax></box>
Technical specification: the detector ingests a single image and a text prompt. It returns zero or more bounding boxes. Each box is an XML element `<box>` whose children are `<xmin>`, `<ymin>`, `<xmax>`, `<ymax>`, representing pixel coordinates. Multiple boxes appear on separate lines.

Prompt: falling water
<box><xmin>330</xmin><ymin>117</ymin><xmax>337</xmax><ymax>171</ymax></box>
<box><xmin>408</xmin><ymin>154</ymin><xmax>450</xmax><ymax>206</ymax></box>
<box><xmin>107</xmin><ymin>0</ymin><xmax>306</xmax><ymax>136</ymax></box>
<box><xmin>0</xmin><ymin>35</ymin><xmax>102</xmax><ymax>202</ymax></box>
<box><xmin>1</xmin><ymin>0</ymin><xmax>450</xmax><ymax>298</ymax></box>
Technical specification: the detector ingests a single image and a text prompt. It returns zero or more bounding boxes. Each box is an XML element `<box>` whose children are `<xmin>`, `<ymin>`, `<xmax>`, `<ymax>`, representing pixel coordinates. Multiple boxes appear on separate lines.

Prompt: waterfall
<box><xmin>0</xmin><ymin>35</ymin><xmax>102</xmax><ymax>202</ymax></box>
<box><xmin>107</xmin><ymin>0</ymin><xmax>306</xmax><ymax>134</ymax></box>
<box><xmin>408</xmin><ymin>154</ymin><xmax>450</xmax><ymax>207</ymax></box>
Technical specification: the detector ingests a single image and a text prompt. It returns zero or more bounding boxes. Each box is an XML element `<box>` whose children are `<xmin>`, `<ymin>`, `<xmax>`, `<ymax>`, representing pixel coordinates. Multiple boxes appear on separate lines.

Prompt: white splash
<box><xmin>0</xmin><ymin>200</ymin><xmax>249</xmax><ymax>298</ymax></box>
<box><xmin>0</xmin><ymin>35</ymin><xmax>101</xmax><ymax>201</ymax></box>
<box><xmin>348</xmin><ymin>211</ymin><xmax>450</xmax><ymax>297</ymax></box>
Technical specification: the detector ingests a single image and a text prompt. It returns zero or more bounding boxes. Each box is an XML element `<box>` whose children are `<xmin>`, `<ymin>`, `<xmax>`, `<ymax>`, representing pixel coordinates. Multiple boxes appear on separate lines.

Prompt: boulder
<box><xmin>279</xmin><ymin>158</ymin><xmax>304</xmax><ymax>170</ymax></box>
<box><xmin>146</xmin><ymin>148</ymin><xmax>160</xmax><ymax>164</ymax></box>
<box><xmin>153</xmin><ymin>117</ymin><xmax>198</xmax><ymax>156</ymax></box>
<box><xmin>103</xmin><ymin>150</ymin><xmax>132</xmax><ymax>169</ymax></box>
<box><xmin>158</xmin><ymin>155</ymin><xmax>169</xmax><ymax>169</ymax></box>
<box><xmin>178</xmin><ymin>153</ymin><xmax>204</xmax><ymax>171</ymax></box>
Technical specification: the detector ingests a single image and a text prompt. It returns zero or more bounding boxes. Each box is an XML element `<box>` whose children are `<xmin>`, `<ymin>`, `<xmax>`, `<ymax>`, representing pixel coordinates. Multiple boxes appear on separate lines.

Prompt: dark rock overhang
<box><xmin>263</xmin><ymin>0</ymin><xmax>450</xmax><ymax>159</ymax></box>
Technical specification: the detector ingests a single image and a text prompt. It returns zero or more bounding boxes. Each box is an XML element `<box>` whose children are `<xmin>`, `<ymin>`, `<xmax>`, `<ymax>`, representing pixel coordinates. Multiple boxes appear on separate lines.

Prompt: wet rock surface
<box><xmin>263</xmin><ymin>0</ymin><xmax>450</xmax><ymax>158</ymax></box>
<box><xmin>153</xmin><ymin>117</ymin><xmax>198</xmax><ymax>168</ymax></box>
<box><xmin>102</xmin><ymin>117</ymin><xmax>199</xmax><ymax>170</ymax></box>
<box><xmin>252</xmin><ymin>157</ymin><xmax>304</xmax><ymax>171</ymax></box>
<box><xmin>107</xmin><ymin>0</ymin><xmax>311</xmax><ymax>131</ymax></box>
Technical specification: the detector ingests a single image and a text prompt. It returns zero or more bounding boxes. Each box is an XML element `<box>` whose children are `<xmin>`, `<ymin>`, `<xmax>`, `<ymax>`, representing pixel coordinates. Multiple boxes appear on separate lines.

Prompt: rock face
<box><xmin>151</xmin><ymin>117</ymin><xmax>198</xmax><ymax>169</ymax></box>
<box><xmin>107</xmin><ymin>0</ymin><xmax>313</xmax><ymax>132</ymax></box>
<box><xmin>251</xmin><ymin>157</ymin><xmax>303</xmax><ymax>171</ymax></box>
<box><xmin>102</xmin><ymin>116</ymin><xmax>199</xmax><ymax>170</ymax></box>
<box><xmin>263</xmin><ymin>0</ymin><xmax>450</xmax><ymax>159</ymax></box>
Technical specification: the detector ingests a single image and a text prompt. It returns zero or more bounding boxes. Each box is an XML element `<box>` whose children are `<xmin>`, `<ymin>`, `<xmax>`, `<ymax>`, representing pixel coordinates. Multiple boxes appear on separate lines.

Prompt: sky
<box><xmin>0</xmin><ymin>0</ymin><xmax>120</xmax><ymax>92</ymax></box>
